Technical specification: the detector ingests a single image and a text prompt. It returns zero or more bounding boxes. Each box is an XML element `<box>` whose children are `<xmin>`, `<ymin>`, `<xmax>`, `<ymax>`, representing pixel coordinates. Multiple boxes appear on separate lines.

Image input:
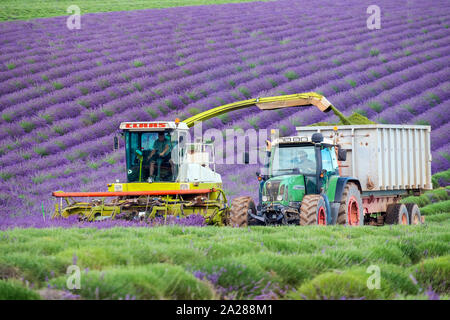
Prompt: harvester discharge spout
<box><xmin>182</xmin><ymin>92</ymin><xmax>347</xmax><ymax>127</ymax></box>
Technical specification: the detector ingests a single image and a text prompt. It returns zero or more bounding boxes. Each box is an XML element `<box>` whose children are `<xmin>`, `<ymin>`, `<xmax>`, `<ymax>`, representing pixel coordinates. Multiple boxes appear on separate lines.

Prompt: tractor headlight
<box><xmin>276</xmin><ymin>195</ymin><xmax>283</xmax><ymax>201</ymax></box>
<box><xmin>262</xmin><ymin>195</ymin><xmax>268</xmax><ymax>202</ymax></box>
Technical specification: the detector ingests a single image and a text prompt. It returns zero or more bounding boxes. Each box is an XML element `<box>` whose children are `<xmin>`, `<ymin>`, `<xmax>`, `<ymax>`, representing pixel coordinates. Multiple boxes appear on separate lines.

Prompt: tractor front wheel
<box><xmin>300</xmin><ymin>194</ymin><xmax>329</xmax><ymax>225</ymax></box>
<box><xmin>228</xmin><ymin>196</ymin><xmax>258</xmax><ymax>227</ymax></box>
<box><xmin>337</xmin><ymin>183</ymin><xmax>364</xmax><ymax>226</ymax></box>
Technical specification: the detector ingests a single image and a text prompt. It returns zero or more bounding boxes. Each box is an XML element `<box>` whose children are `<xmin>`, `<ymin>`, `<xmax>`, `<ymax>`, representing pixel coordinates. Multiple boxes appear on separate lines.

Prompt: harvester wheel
<box><xmin>337</xmin><ymin>183</ymin><xmax>363</xmax><ymax>226</ymax></box>
<box><xmin>229</xmin><ymin>196</ymin><xmax>258</xmax><ymax>227</ymax></box>
<box><xmin>405</xmin><ymin>203</ymin><xmax>422</xmax><ymax>225</ymax></box>
<box><xmin>300</xmin><ymin>194</ymin><xmax>328</xmax><ymax>225</ymax></box>
<box><xmin>385</xmin><ymin>203</ymin><xmax>409</xmax><ymax>225</ymax></box>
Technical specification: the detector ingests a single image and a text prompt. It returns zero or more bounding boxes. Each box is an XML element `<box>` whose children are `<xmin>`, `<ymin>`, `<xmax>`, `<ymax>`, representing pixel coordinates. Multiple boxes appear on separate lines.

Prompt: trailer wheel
<box><xmin>337</xmin><ymin>183</ymin><xmax>363</xmax><ymax>226</ymax></box>
<box><xmin>385</xmin><ymin>204</ymin><xmax>409</xmax><ymax>225</ymax></box>
<box><xmin>300</xmin><ymin>195</ymin><xmax>328</xmax><ymax>225</ymax></box>
<box><xmin>228</xmin><ymin>196</ymin><xmax>258</xmax><ymax>227</ymax></box>
<box><xmin>405</xmin><ymin>203</ymin><xmax>422</xmax><ymax>225</ymax></box>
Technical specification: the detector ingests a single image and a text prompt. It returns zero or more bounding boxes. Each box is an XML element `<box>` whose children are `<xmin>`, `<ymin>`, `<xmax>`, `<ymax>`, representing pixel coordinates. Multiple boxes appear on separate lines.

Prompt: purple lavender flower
<box><xmin>409</xmin><ymin>274</ymin><xmax>418</xmax><ymax>285</ymax></box>
<box><xmin>425</xmin><ymin>286</ymin><xmax>440</xmax><ymax>300</ymax></box>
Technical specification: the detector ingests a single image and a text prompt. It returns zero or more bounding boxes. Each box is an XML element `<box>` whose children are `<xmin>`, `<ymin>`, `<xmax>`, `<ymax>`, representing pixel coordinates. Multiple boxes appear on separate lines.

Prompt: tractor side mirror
<box><xmin>243</xmin><ymin>151</ymin><xmax>250</xmax><ymax>164</ymax></box>
<box><xmin>338</xmin><ymin>148</ymin><xmax>347</xmax><ymax>161</ymax></box>
<box><xmin>113</xmin><ymin>136</ymin><xmax>119</xmax><ymax>151</ymax></box>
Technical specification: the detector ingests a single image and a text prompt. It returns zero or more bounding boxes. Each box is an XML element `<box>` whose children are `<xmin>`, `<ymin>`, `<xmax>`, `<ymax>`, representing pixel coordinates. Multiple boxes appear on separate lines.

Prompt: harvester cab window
<box><xmin>125</xmin><ymin>130</ymin><xmax>176</xmax><ymax>183</ymax></box>
<box><xmin>128</xmin><ymin>132</ymin><xmax>140</xmax><ymax>166</ymax></box>
<box><xmin>142</xmin><ymin>133</ymin><xmax>157</xmax><ymax>151</ymax></box>
<box><xmin>169</xmin><ymin>131</ymin><xmax>184</xmax><ymax>179</ymax></box>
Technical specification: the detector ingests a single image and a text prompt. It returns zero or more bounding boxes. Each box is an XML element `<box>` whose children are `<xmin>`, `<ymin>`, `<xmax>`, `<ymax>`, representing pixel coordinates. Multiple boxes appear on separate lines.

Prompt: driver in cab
<box><xmin>293</xmin><ymin>150</ymin><xmax>315</xmax><ymax>174</ymax></box>
<box><xmin>148</xmin><ymin>132</ymin><xmax>171</xmax><ymax>182</ymax></box>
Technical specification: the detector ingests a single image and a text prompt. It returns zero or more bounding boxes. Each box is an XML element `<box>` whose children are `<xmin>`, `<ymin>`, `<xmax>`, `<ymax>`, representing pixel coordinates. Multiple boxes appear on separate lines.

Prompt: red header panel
<box><xmin>53</xmin><ymin>189</ymin><xmax>214</xmax><ymax>197</ymax></box>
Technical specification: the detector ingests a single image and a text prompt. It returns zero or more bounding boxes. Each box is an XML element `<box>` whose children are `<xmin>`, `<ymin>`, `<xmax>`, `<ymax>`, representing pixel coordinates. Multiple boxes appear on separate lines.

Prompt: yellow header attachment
<box><xmin>183</xmin><ymin>92</ymin><xmax>333</xmax><ymax>128</ymax></box>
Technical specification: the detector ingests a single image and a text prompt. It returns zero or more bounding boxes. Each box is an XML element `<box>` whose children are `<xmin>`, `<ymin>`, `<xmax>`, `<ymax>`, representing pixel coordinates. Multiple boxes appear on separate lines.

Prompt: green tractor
<box><xmin>229</xmin><ymin>130</ymin><xmax>362</xmax><ymax>226</ymax></box>
<box><xmin>229</xmin><ymin>122</ymin><xmax>432</xmax><ymax>227</ymax></box>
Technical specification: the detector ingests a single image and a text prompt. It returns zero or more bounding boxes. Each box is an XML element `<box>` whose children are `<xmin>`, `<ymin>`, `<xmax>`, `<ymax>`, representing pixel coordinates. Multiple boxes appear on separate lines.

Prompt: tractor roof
<box><xmin>119</xmin><ymin>121</ymin><xmax>189</xmax><ymax>131</ymax></box>
<box><xmin>273</xmin><ymin>135</ymin><xmax>334</xmax><ymax>146</ymax></box>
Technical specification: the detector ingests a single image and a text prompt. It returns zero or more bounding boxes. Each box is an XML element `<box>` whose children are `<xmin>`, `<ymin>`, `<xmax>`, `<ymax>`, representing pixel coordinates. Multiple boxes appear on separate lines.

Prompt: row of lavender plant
<box><xmin>1</xmin><ymin>27</ymin><xmax>447</xmax><ymax>171</ymax></box>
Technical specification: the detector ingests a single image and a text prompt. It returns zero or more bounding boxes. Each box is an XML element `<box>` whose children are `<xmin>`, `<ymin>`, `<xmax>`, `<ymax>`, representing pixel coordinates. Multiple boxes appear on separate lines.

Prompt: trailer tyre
<box><xmin>300</xmin><ymin>195</ymin><xmax>329</xmax><ymax>225</ymax></box>
<box><xmin>228</xmin><ymin>196</ymin><xmax>258</xmax><ymax>227</ymax></box>
<box><xmin>385</xmin><ymin>204</ymin><xmax>409</xmax><ymax>225</ymax></box>
<box><xmin>405</xmin><ymin>203</ymin><xmax>422</xmax><ymax>225</ymax></box>
<box><xmin>337</xmin><ymin>183</ymin><xmax>363</xmax><ymax>226</ymax></box>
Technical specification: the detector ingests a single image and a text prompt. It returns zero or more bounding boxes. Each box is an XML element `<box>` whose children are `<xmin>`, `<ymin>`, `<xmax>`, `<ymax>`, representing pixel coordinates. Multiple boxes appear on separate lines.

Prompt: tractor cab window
<box><xmin>125</xmin><ymin>130</ymin><xmax>178</xmax><ymax>183</ymax></box>
<box><xmin>329</xmin><ymin>146</ymin><xmax>339</xmax><ymax>174</ymax></box>
<box><xmin>321</xmin><ymin>147</ymin><xmax>334</xmax><ymax>172</ymax></box>
<box><xmin>271</xmin><ymin>144</ymin><xmax>317</xmax><ymax>177</ymax></box>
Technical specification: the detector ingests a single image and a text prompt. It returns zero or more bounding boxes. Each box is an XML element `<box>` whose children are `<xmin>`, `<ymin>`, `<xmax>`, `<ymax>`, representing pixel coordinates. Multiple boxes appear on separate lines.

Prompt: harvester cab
<box><xmin>52</xmin><ymin>120</ymin><xmax>226</xmax><ymax>223</ymax></box>
<box><xmin>118</xmin><ymin>121</ymin><xmax>221</xmax><ymax>184</ymax></box>
<box><xmin>119</xmin><ymin>121</ymin><xmax>182</xmax><ymax>183</ymax></box>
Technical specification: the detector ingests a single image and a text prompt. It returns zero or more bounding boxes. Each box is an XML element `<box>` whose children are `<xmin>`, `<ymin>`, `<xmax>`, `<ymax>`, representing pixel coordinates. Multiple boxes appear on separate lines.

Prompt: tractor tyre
<box><xmin>229</xmin><ymin>196</ymin><xmax>258</xmax><ymax>227</ymax></box>
<box><xmin>385</xmin><ymin>203</ymin><xmax>409</xmax><ymax>225</ymax></box>
<box><xmin>300</xmin><ymin>194</ymin><xmax>328</xmax><ymax>225</ymax></box>
<box><xmin>405</xmin><ymin>203</ymin><xmax>422</xmax><ymax>225</ymax></box>
<box><xmin>337</xmin><ymin>183</ymin><xmax>364</xmax><ymax>226</ymax></box>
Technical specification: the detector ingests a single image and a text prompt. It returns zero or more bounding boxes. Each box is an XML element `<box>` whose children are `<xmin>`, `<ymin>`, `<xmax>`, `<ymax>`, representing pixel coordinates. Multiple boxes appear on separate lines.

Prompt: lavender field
<box><xmin>0</xmin><ymin>0</ymin><xmax>449</xmax><ymax>227</ymax></box>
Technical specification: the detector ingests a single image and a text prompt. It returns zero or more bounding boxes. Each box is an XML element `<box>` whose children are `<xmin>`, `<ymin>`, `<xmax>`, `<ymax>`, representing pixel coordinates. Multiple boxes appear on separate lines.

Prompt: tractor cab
<box><xmin>261</xmin><ymin>133</ymin><xmax>341</xmax><ymax>200</ymax></box>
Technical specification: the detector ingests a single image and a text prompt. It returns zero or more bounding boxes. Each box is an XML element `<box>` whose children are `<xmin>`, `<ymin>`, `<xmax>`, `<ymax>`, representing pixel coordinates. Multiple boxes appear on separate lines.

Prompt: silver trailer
<box><xmin>296</xmin><ymin>124</ymin><xmax>432</xmax><ymax>192</ymax></box>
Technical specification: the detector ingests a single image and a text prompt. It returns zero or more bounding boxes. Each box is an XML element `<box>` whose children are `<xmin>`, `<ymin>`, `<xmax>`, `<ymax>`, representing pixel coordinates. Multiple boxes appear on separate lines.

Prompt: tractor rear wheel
<box><xmin>405</xmin><ymin>203</ymin><xmax>422</xmax><ymax>225</ymax></box>
<box><xmin>337</xmin><ymin>183</ymin><xmax>363</xmax><ymax>226</ymax></box>
<box><xmin>228</xmin><ymin>196</ymin><xmax>258</xmax><ymax>227</ymax></box>
<box><xmin>385</xmin><ymin>203</ymin><xmax>409</xmax><ymax>225</ymax></box>
<box><xmin>300</xmin><ymin>194</ymin><xmax>328</xmax><ymax>225</ymax></box>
